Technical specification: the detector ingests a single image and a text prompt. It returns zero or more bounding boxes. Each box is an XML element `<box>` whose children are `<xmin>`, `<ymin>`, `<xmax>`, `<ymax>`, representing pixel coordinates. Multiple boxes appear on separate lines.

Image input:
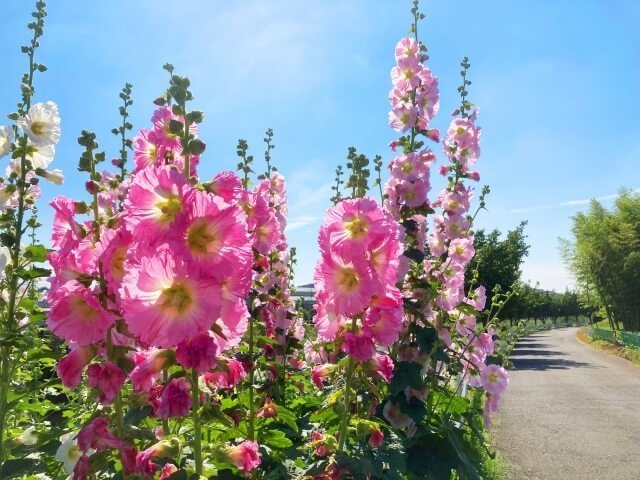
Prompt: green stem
<box><xmin>247</xmin><ymin>312</ymin><xmax>256</xmax><ymax>441</ymax></box>
<box><xmin>113</xmin><ymin>392</ymin><xmax>124</xmax><ymax>437</ymax></box>
<box><xmin>337</xmin><ymin>356</ymin><xmax>355</xmax><ymax>453</ymax></box>
<box><xmin>0</xmin><ymin>354</ymin><xmax>15</xmax><ymax>463</ymax></box>
<box><xmin>191</xmin><ymin>368</ymin><xmax>203</xmax><ymax>476</ymax></box>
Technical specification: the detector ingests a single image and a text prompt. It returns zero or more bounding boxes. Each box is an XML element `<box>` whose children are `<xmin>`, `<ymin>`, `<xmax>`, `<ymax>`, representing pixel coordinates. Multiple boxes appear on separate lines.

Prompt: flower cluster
<box><xmin>313</xmin><ymin>197</ymin><xmax>403</xmax><ymax>368</ymax></box>
<box><xmin>47</xmin><ymin>103</ymin><xmax>262</xmax><ymax>477</ymax></box>
<box><xmin>0</xmin><ymin>101</ymin><xmax>62</xmax><ymax>210</ymax></box>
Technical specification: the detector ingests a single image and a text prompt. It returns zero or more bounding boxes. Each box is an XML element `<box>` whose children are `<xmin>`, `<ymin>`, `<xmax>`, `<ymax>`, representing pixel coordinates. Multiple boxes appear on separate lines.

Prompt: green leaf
<box><xmin>389</xmin><ymin>361</ymin><xmax>423</xmax><ymax>396</ymax></box>
<box><xmin>274</xmin><ymin>404</ymin><xmax>298</xmax><ymax>433</ymax></box>
<box><xmin>0</xmin><ymin>458</ymin><xmax>42</xmax><ymax>479</ymax></box>
<box><xmin>23</xmin><ymin>244</ymin><xmax>49</xmax><ymax>262</ymax></box>
<box><xmin>124</xmin><ymin>405</ymin><xmax>153</xmax><ymax>426</ymax></box>
<box><xmin>260</xmin><ymin>429</ymin><xmax>293</xmax><ymax>450</ymax></box>
<box><xmin>14</xmin><ymin>266</ymin><xmax>51</xmax><ymax>280</ymax></box>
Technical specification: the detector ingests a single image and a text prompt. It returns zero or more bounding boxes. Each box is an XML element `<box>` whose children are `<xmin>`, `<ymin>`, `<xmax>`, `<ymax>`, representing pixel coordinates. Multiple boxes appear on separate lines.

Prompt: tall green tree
<box><xmin>469</xmin><ymin>221</ymin><xmax>529</xmax><ymax>324</ymax></box>
<box><xmin>561</xmin><ymin>190</ymin><xmax>640</xmax><ymax>331</ymax></box>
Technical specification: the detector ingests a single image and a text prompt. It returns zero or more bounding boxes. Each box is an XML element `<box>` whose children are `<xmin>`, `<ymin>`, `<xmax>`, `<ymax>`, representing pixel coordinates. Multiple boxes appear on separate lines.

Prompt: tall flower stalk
<box><xmin>0</xmin><ymin>0</ymin><xmax>61</xmax><ymax>464</ymax></box>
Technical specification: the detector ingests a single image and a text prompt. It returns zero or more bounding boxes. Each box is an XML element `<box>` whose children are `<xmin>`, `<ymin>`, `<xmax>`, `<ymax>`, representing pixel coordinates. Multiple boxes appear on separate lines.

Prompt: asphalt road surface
<box><xmin>491</xmin><ymin>327</ymin><xmax>640</xmax><ymax>480</ymax></box>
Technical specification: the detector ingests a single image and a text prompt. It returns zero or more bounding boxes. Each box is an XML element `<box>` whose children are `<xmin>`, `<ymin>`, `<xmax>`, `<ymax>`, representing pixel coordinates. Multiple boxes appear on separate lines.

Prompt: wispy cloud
<box><xmin>285</xmin><ymin>215</ymin><xmax>319</xmax><ymax>232</ymax></box>
<box><xmin>511</xmin><ymin>189</ymin><xmax>639</xmax><ymax>213</ymax></box>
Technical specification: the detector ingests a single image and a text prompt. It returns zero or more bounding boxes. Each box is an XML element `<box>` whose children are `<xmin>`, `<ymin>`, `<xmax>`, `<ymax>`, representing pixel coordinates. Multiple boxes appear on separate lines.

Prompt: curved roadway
<box><xmin>492</xmin><ymin>327</ymin><xmax>640</xmax><ymax>480</ymax></box>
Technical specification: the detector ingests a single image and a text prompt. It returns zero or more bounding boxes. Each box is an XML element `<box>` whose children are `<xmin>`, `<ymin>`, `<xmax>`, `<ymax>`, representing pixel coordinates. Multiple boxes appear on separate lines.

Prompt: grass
<box><xmin>577</xmin><ymin>327</ymin><xmax>640</xmax><ymax>367</ymax></box>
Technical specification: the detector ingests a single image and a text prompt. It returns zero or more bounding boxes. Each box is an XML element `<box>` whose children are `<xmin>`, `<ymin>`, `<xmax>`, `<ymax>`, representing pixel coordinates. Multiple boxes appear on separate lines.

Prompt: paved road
<box><xmin>492</xmin><ymin>327</ymin><xmax>640</xmax><ymax>480</ymax></box>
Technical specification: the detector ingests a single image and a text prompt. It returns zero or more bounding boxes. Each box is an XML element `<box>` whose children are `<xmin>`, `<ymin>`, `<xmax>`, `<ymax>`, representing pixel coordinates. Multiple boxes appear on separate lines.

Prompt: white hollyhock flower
<box><xmin>28</xmin><ymin>142</ymin><xmax>56</xmax><ymax>169</ymax></box>
<box><xmin>17</xmin><ymin>426</ymin><xmax>38</xmax><ymax>446</ymax></box>
<box><xmin>36</xmin><ymin>168</ymin><xmax>64</xmax><ymax>185</ymax></box>
<box><xmin>55</xmin><ymin>432</ymin><xmax>82</xmax><ymax>474</ymax></box>
<box><xmin>0</xmin><ymin>126</ymin><xmax>13</xmax><ymax>158</ymax></box>
<box><xmin>18</xmin><ymin>101</ymin><xmax>61</xmax><ymax>147</ymax></box>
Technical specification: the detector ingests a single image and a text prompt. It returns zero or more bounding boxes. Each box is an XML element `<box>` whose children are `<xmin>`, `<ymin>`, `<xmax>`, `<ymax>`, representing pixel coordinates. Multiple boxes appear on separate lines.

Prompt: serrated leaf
<box><xmin>274</xmin><ymin>404</ymin><xmax>298</xmax><ymax>433</ymax></box>
<box><xmin>260</xmin><ymin>429</ymin><xmax>293</xmax><ymax>450</ymax></box>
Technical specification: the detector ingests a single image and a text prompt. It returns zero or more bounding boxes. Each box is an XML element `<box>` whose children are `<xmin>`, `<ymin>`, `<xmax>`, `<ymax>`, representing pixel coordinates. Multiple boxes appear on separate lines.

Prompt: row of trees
<box><xmin>468</xmin><ymin>221</ymin><xmax>587</xmax><ymax>327</ymax></box>
<box><xmin>562</xmin><ymin>190</ymin><xmax>640</xmax><ymax>332</ymax></box>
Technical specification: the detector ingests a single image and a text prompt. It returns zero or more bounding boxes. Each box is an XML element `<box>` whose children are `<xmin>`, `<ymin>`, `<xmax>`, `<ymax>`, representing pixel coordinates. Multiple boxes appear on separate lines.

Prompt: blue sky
<box><xmin>2</xmin><ymin>0</ymin><xmax>639</xmax><ymax>291</ymax></box>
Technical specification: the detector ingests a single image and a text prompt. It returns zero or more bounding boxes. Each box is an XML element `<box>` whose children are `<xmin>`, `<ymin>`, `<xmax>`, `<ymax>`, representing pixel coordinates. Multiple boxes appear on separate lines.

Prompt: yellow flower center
<box><xmin>487</xmin><ymin>372</ymin><xmax>498</xmax><ymax>384</ymax></box>
<box><xmin>31</xmin><ymin>120</ymin><xmax>47</xmax><ymax>136</ymax></box>
<box><xmin>71</xmin><ymin>297</ymin><xmax>100</xmax><ymax>322</ymax></box>
<box><xmin>187</xmin><ymin>221</ymin><xmax>218</xmax><ymax>255</ymax></box>
<box><xmin>159</xmin><ymin>282</ymin><xmax>193</xmax><ymax>315</ymax></box>
<box><xmin>155</xmin><ymin>196</ymin><xmax>182</xmax><ymax>223</ymax></box>
<box><xmin>337</xmin><ymin>267</ymin><xmax>359</xmax><ymax>292</ymax></box>
<box><xmin>344</xmin><ymin>216</ymin><xmax>368</xmax><ymax>240</ymax></box>
<box><xmin>111</xmin><ymin>246</ymin><xmax>127</xmax><ymax>280</ymax></box>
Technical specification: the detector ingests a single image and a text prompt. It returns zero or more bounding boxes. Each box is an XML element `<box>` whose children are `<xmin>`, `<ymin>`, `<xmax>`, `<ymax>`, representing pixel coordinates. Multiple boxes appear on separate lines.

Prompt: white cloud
<box><xmin>512</xmin><ymin>189</ymin><xmax>639</xmax><ymax>213</ymax></box>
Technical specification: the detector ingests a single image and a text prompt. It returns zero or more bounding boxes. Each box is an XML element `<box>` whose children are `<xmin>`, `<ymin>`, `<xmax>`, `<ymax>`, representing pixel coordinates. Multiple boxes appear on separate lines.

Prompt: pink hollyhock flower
<box><xmin>132</xmin><ymin>128</ymin><xmax>161</xmax><ymax>172</ymax></box>
<box><xmin>57</xmin><ymin>345</ymin><xmax>96</xmax><ymax>389</ymax></box>
<box><xmin>363</xmin><ymin>302</ymin><xmax>403</xmax><ymax>347</ymax></box>
<box><xmin>483</xmin><ymin>393</ymin><xmax>501</xmax><ymax>428</ymax></box>
<box><xmin>48</xmin><ymin>280</ymin><xmax>116</xmax><ymax>346</ymax></box>
<box><xmin>467</xmin><ymin>285</ymin><xmax>486</xmax><ymax>311</ymax></box>
<box><xmin>311</xmin><ymin>364</ymin><xmax>335</xmax><ymax>389</ymax></box>
<box><xmin>227</xmin><ymin>441</ymin><xmax>261</xmax><ymax>472</ymax></box>
<box><xmin>86</xmin><ymin>362</ymin><xmax>126</xmax><ymax>405</ymax></box>
<box><xmin>159</xmin><ymin>464</ymin><xmax>178</xmax><ymax>480</ymax></box>
<box><xmin>120</xmin><ymin>249</ymin><xmax>220</xmax><ymax>348</ymax></box>
<box><xmin>314</xmin><ymin>254</ymin><xmax>379</xmax><ymax>317</ymax></box>
<box><xmin>391</xmin><ymin>60</ymin><xmax>423</xmax><ymax>90</ymax></box>
<box><xmin>207</xmin><ymin>171</ymin><xmax>242</xmax><ymax>203</ymax></box>
<box><xmin>156</xmin><ymin>377</ymin><xmax>191</xmax><ymax>419</ymax></box>
<box><xmin>369</xmin><ymin>428</ymin><xmax>384</xmax><ymax>448</ymax></box>
<box><xmin>119</xmin><ymin>445</ymin><xmax>138</xmax><ymax>476</ymax></box>
<box><xmin>435</xmin><ymin>282</ymin><xmax>463</xmax><ymax>312</ymax></box>
<box><xmin>310</xmin><ymin>431</ymin><xmax>334</xmax><ymax>458</ymax></box>
<box><xmin>323</xmin><ymin>197</ymin><xmax>392</xmax><ymax>254</ymax></box>
<box><xmin>175</xmin><ymin>332</ymin><xmax>218</xmax><ymax>373</ymax></box>
<box><xmin>73</xmin><ymin>455</ymin><xmax>91</xmax><ymax>480</ymax></box>
<box><xmin>455</xmin><ymin>313</ymin><xmax>477</xmax><ymax>337</ymax></box>
<box><xmin>203</xmin><ymin>357</ymin><xmax>246</xmax><ymax>389</ymax></box>
<box><xmin>436</xmin><ymin>187</ymin><xmax>471</xmax><ymax>215</ymax></box>
<box><xmin>342</xmin><ymin>331</ymin><xmax>375</xmax><ymax>362</ymax></box>
<box><xmin>480</xmin><ymin>364</ymin><xmax>509</xmax><ymax>396</ymax></box>
<box><xmin>313</xmin><ymin>303</ymin><xmax>347</xmax><ymax>341</ymax></box>
<box><xmin>370</xmin><ymin>354</ymin><xmax>394</xmax><ymax>383</ymax></box>
<box><xmin>77</xmin><ymin>417</ymin><xmax>125</xmax><ymax>452</ymax></box>
<box><xmin>396</xmin><ymin>178</ymin><xmax>429</xmax><ymax>207</ymax></box>
<box><xmin>98</xmin><ymin>228</ymin><xmax>132</xmax><ymax>296</ymax></box>
<box><xmin>444</xmin><ymin>117</ymin><xmax>481</xmax><ymax>165</ymax></box>
<box><xmin>448</xmin><ymin>237</ymin><xmax>475</xmax><ymax>265</ymax></box>
<box><xmin>395</xmin><ymin>37</ymin><xmax>420</xmax><ymax>62</ymax></box>
<box><xmin>427</xmin><ymin>231</ymin><xmax>446</xmax><ymax>257</ymax></box>
<box><xmin>122</xmin><ymin>165</ymin><xmax>189</xmax><ymax>244</ymax></box>
<box><xmin>388</xmin><ymin>104</ymin><xmax>418</xmax><ymax>132</ymax></box>
<box><xmin>182</xmin><ymin>189</ymin><xmax>251</xmax><ymax>273</ymax></box>
<box><xmin>476</xmin><ymin>329</ymin><xmax>496</xmax><ymax>356</ymax></box>
<box><xmin>50</xmin><ymin>196</ymin><xmax>84</xmax><ymax>250</ymax></box>
<box><xmin>130</xmin><ymin>349</ymin><xmax>172</xmax><ymax>393</ymax></box>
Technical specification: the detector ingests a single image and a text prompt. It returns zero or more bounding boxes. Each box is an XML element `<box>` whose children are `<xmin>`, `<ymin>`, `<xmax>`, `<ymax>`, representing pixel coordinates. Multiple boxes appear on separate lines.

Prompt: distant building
<box><xmin>292</xmin><ymin>283</ymin><xmax>315</xmax><ymax>319</ymax></box>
